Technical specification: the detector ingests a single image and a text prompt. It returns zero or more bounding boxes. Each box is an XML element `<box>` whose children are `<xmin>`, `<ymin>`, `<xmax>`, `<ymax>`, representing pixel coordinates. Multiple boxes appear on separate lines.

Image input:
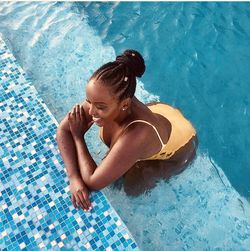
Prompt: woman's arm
<box><xmin>73</xmin><ymin>137</ymin><xmax>97</xmax><ymax>184</ymax></box>
<box><xmin>56</xmin><ymin>102</ymin><xmax>93</xmax><ymax>211</ymax></box>
<box><xmin>72</xmin><ymin>125</ymin><xmax>147</xmax><ymax>190</ymax></box>
<box><xmin>68</xmin><ymin>104</ymin><xmax>149</xmax><ymax>191</ymax></box>
<box><xmin>56</xmin><ymin>115</ymin><xmax>81</xmax><ymax>179</ymax></box>
<box><xmin>56</xmin><ymin>101</ymin><xmax>93</xmax><ymax>178</ymax></box>
<box><xmin>70</xmin><ymin>114</ymin><xmax>148</xmax><ymax>190</ymax></box>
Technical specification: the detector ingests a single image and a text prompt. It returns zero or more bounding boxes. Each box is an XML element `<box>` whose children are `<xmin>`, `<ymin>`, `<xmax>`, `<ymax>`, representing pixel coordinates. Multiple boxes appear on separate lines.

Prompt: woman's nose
<box><xmin>88</xmin><ymin>104</ymin><xmax>96</xmax><ymax>116</ymax></box>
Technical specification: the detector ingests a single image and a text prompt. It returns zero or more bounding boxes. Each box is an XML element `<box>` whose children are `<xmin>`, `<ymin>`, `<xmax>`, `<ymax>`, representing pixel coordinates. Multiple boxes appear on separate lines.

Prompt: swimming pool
<box><xmin>0</xmin><ymin>2</ymin><xmax>249</xmax><ymax>250</ymax></box>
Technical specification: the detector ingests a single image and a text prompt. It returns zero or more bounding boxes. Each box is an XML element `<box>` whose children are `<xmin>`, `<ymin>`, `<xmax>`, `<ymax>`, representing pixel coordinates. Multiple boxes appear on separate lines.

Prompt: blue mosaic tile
<box><xmin>0</xmin><ymin>35</ymin><xmax>139</xmax><ymax>251</ymax></box>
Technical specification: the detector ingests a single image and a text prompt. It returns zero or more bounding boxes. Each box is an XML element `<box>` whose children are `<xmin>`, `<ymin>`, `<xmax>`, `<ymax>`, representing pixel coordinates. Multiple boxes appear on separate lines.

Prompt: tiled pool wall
<box><xmin>0</xmin><ymin>35</ymin><xmax>139</xmax><ymax>251</ymax></box>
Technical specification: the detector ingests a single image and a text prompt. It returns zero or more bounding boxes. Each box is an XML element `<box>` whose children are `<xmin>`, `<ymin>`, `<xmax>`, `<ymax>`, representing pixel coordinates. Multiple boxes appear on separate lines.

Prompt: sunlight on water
<box><xmin>0</xmin><ymin>2</ymin><xmax>160</xmax><ymax>123</ymax></box>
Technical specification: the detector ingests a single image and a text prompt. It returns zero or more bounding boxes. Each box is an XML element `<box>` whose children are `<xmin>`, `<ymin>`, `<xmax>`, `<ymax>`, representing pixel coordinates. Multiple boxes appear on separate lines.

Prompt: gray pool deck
<box><xmin>0</xmin><ymin>35</ymin><xmax>139</xmax><ymax>251</ymax></box>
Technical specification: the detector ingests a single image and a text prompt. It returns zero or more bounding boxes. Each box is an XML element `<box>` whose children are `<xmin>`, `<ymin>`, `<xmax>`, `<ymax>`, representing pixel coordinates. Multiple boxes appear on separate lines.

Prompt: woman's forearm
<box><xmin>56</xmin><ymin>128</ymin><xmax>81</xmax><ymax>179</ymax></box>
<box><xmin>73</xmin><ymin>136</ymin><xmax>97</xmax><ymax>186</ymax></box>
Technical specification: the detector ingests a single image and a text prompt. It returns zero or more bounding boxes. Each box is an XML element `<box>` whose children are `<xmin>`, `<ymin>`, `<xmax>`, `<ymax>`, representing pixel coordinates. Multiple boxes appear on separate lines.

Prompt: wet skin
<box><xmin>58</xmin><ymin>78</ymin><xmax>198</xmax><ymax>212</ymax></box>
<box><xmin>109</xmin><ymin>102</ymin><xmax>199</xmax><ymax>196</ymax></box>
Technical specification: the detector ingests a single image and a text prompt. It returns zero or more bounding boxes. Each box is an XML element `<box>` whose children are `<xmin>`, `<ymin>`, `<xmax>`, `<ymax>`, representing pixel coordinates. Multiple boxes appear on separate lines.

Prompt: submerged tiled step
<box><xmin>0</xmin><ymin>35</ymin><xmax>139</xmax><ymax>251</ymax></box>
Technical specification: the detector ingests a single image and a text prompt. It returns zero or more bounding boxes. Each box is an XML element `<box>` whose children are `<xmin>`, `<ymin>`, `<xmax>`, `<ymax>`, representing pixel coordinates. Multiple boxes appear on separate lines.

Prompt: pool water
<box><xmin>1</xmin><ymin>2</ymin><xmax>249</xmax><ymax>250</ymax></box>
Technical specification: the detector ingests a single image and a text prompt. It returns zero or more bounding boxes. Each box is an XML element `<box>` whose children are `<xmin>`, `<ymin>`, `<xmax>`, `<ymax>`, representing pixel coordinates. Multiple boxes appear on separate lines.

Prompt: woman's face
<box><xmin>85</xmin><ymin>79</ymin><xmax>124</xmax><ymax>127</ymax></box>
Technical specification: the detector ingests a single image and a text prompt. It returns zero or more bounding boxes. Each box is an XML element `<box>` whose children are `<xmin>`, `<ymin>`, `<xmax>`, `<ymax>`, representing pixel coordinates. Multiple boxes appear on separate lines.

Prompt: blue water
<box><xmin>0</xmin><ymin>2</ymin><xmax>249</xmax><ymax>250</ymax></box>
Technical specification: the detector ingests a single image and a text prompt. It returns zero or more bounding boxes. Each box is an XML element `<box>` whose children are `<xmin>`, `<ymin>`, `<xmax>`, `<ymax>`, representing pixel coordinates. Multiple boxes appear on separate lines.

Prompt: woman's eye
<box><xmin>97</xmin><ymin>106</ymin><xmax>106</xmax><ymax>110</ymax></box>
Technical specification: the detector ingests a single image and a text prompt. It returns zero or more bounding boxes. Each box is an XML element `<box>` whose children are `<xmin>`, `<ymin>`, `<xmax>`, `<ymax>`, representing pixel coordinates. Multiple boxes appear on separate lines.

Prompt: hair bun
<box><xmin>116</xmin><ymin>49</ymin><xmax>145</xmax><ymax>78</ymax></box>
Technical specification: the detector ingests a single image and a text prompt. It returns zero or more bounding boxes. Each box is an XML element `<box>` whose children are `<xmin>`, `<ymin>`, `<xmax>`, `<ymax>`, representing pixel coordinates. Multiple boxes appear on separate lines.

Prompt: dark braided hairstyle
<box><xmin>90</xmin><ymin>49</ymin><xmax>145</xmax><ymax>101</ymax></box>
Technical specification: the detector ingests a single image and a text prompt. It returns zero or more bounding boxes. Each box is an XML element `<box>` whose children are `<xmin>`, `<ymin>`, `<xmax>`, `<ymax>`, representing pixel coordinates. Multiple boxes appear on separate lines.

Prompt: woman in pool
<box><xmin>56</xmin><ymin>49</ymin><xmax>198</xmax><ymax>211</ymax></box>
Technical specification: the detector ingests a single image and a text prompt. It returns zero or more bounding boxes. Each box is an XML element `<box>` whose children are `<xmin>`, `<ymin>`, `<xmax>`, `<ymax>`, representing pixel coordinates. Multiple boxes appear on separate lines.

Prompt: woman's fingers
<box><xmin>74</xmin><ymin>193</ymin><xmax>85</xmax><ymax>210</ymax></box>
<box><xmin>76</xmin><ymin>104</ymin><xmax>80</xmax><ymax>117</ymax></box>
<box><xmin>83</xmin><ymin>193</ymin><xmax>92</xmax><ymax>209</ymax></box>
<box><xmin>71</xmin><ymin>191</ymin><xmax>89</xmax><ymax>211</ymax></box>
<box><xmin>77</xmin><ymin>192</ymin><xmax>89</xmax><ymax>211</ymax></box>
<box><xmin>74</xmin><ymin>190</ymin><xmax>92</xmax><ymax>211</ymax></box>
<box><xmin>80</xmin><ymin>105</ymin><xmax>85</xmax><ymax>119</ymax></box>
<box><xmin>71</xmin><ymin>194</ymin><xmax>78</xmax><ymax>209</ymax></box>
<box><xmin>69</xmin><ymin>107</ymin><xmax>75</xmax><ymax>121</ymax></box>
<box><xmin>68</xmin><ymin>112</ymin><xmax>74</xmax><ymax>125</ymax></box>
<box><xmin>68</xmin><ymin>105</ymin><xmax>79</xmax><ymax>121</ymax></box>
<box><xmin>70</xmin><ymin>105</ymin><xmax>76</xmax><ymax>117</ymax></box>
<box><xmin>71</xmin><ymin>104</ymin><xmax>83</xmax><ymax>120</ymax></box>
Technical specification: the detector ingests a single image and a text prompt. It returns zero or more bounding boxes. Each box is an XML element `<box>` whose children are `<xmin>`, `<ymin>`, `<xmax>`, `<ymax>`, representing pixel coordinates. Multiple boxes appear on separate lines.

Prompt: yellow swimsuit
<box><xmin>99</xmin><ymin>103</ymin><xmax>196</xmax><ymax>161</ymax></box>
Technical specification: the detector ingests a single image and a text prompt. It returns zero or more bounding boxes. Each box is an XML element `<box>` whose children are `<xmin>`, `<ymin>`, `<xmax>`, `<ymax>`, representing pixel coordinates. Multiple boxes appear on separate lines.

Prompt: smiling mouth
<box><xmin>92</xmin><ymin>117</ymin><xmax>102</xmax><ymax>123</ymax></box>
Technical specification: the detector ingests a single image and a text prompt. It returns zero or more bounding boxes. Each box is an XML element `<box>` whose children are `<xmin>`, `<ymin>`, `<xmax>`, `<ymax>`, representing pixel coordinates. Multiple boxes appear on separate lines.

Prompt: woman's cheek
<box><xmin>98</xmin><ymin>110</ymin><xmax>111</xmax><ymax>119</ymax></box>
<box><xmin>102</xmin><ymin>107</ymin><xmax>116</xmax><ymax>117</ymax></box>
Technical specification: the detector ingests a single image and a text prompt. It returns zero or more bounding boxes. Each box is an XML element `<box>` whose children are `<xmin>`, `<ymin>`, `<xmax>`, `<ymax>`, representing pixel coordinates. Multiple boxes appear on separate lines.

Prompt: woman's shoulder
<box><xmin>126</xmin><ymin>101</ymin><xmax>172</xmax><ymax>144</ymax></box>
<box><xmin>123</xmin><ymin>119</ymin><xmax>156</xmax><ymax>138</ymax></box>
<box><xmin>120</xmin><ymin>120</ymin><xmax>160</xmax><ymax>159</ymax></box>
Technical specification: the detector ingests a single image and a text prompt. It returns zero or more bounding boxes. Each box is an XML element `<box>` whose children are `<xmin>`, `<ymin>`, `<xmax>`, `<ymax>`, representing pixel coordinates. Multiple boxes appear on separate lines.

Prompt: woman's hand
<box><xmin>69</xmin><ymin>175</ymin><xmax>92</xmax><ymax>211</ymax></box>
<box><xmin>68</xmin><ymin>104</ymin><xmax>93</xmax><ymax>138</ymax></box>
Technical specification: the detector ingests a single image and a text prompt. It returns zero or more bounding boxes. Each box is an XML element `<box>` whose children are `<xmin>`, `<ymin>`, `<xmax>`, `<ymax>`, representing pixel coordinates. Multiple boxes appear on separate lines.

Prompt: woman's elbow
<box><xmin>56</xmin><ymin>123</ymin><xmax>69</xmax><ymax>141</ymax></box>
<box><xmin>57</xmin><ymin>116</ymin><xmax>70</xmax><ymax>136</ymax></box>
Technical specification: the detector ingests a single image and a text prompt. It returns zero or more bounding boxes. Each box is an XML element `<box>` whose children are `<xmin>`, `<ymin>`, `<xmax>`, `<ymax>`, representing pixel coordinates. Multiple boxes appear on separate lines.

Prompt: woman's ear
<box><xmin>121</xmin><ymin>97</ymin><xmax>132</xmax><ymax>111</ymax></box>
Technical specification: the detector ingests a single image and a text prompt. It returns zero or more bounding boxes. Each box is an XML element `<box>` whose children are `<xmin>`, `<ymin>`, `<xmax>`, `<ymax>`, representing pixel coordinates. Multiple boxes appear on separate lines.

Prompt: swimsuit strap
<box><xmin>123</xmin><ymin>120</ymin><xmax>165</xmax><ymax>148</ymax></box>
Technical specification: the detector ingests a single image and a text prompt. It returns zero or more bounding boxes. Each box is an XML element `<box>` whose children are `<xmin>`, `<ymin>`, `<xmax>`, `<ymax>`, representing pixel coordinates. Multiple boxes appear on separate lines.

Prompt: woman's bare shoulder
<box><xmin>121</xmin><ymin>120</ymin><xmax>162</xmax><ymax>160</ymax></box>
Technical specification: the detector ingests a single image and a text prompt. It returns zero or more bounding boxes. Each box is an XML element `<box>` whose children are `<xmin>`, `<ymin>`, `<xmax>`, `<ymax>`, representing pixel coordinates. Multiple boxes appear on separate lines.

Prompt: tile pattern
<box><xmin>0</xmin><ymin>35</ymin><xmax>139</xmax><ymax>251</ymax></box>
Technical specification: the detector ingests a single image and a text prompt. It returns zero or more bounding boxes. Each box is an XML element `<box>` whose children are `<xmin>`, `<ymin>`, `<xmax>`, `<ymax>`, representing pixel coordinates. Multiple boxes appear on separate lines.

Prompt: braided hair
<box><xmin>90</xmin><ymin>49</ymin><xmax>145</xmax><ymax>101</ymax></box>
